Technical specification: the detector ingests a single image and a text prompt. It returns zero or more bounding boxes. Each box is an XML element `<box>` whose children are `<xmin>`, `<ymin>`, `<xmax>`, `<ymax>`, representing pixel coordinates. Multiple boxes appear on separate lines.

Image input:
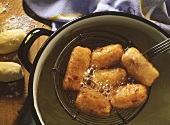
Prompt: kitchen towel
<box><xmin>24</xmin><ymin>0</ymin><xmax>170</xmax><ymax>34</ymax></box>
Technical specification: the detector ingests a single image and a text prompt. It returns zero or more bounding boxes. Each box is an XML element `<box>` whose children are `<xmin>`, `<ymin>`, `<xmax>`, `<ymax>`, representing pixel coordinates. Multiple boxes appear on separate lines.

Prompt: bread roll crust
<box><xmin>76</xmin><ymin>87</ymin><xmax>111</xmax><ymax>116</ymax></box>
<box><xmin>91</xmin><ymin>44</ymin><xmax>124</xmax><ymax>69</ymax></box>
<box><xmin>109</xmin><ymin>84</ymin><xmax>148</xmax><ymax>109</ymax></box>
<box><xmin>91</xmin><ymin>67</ymin><xmax>127</xmax><ymax>91</ymax></box>
<box><xmin>121</xmin><ymin>47</ymin><xmax>159</xmax><ymax>86</ymax></box>
<box><xmin>63</xmin><ymin>46</ymin><xmax>91</xmax><ymax>90</ymax></box>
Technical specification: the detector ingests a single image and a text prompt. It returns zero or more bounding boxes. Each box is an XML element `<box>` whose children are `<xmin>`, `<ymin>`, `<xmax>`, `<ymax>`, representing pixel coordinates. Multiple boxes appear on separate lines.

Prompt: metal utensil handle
<box><xmin>18</xmin><ymin>28</ymin><xmax>53</xmax><ymax>72</ymax></box>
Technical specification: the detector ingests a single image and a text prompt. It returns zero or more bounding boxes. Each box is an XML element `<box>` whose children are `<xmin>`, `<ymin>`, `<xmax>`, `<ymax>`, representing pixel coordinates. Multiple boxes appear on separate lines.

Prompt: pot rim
<box><xmin>28</xmin><ymin>11</ymin><xmax>169</xmax><ymax>125</ymax></box>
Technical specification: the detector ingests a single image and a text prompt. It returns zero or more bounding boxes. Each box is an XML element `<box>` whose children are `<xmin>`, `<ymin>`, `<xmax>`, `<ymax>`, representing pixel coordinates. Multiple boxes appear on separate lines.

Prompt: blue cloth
<box><xmin>24</xmin><ymin>0</ymin><xmax>170</xmax><ymax>34</ymax></box>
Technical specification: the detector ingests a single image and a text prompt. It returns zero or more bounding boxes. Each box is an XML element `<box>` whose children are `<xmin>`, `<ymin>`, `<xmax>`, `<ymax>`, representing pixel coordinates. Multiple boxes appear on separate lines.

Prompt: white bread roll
<box><xmin>0</xmin><ymin>62</ymin><xmax>24</xmax><ymax>82</ymax></box>
<box><xmin>0</xmin><ymin>29</ymin><xmax>26</xmax><ymax>54</ymax></box>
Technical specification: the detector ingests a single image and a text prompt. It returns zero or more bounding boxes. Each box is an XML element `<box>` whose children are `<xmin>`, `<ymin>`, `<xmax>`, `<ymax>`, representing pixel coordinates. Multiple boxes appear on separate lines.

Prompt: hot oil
<box><xmin>60</xmin><ymin>33</ymin><xmax>150</xmax><ymax>123</ymax></box>
<box><xmin>80</xmin><ymin>65</ymin><xmax>136</xmax><ymax>98</ymax></box>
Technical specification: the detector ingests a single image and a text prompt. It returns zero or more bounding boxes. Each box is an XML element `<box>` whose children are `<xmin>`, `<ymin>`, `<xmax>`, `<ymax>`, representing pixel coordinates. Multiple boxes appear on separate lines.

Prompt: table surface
<box><xmin>0</xmin><ymin>0</ymin><xmax>51</xmax><ymax>125</ymax></box>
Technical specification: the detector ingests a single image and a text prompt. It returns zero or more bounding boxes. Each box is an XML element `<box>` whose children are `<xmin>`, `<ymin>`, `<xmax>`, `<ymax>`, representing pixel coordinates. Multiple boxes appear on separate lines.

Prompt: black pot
<box><xmin>18</xmin><ymin>12</ymin><xmax>170</xmax><ymax>125</ymax></box>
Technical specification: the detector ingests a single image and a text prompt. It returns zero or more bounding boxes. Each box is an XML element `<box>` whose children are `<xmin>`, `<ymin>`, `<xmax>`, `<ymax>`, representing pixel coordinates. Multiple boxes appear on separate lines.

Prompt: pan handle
<box><xmin>18</xmin><ymin>28</ymin><xmax>53</xmax><ymax>72</ymax></box>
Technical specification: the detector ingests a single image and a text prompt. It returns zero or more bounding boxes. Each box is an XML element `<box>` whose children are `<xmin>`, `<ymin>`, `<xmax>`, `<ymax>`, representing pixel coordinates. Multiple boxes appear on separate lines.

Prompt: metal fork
<box><xmin>143</xmin><ymin>38</ymin><xmax>170</xmax><ymax>60</ymax></box>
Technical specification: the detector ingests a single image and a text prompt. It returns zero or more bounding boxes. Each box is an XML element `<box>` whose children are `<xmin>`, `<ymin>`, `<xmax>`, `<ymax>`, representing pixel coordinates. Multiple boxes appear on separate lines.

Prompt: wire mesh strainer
<box><xmin>52</xmin><ymin>31</ymin><xmax>151</xmax><ymax>125</ymax></box>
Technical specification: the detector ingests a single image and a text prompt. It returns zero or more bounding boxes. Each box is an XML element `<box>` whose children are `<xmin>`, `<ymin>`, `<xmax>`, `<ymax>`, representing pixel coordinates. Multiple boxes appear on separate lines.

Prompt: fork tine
<box><xmin>144</xmin><ymin>38</ymin><xmax>170</xmax><ymax>55</ymax></box>
<box><xmin>147</xmin><ymin>44</ymin><xmax>170</xmax><ymax>59</ymax></box>
<box><xmin>147</xmin><ymin>44</ymin><xmax>170</xmax><ymax>60</ymax></box>
<box><xmin>145</xmin><ymin>38</ymin><xmax>170</xmax><ymax>60</ymax></box>
<box><xmin>150</xmin><ymin>39</ymin><xmax>170</xmax><ymax>55</ymax></box>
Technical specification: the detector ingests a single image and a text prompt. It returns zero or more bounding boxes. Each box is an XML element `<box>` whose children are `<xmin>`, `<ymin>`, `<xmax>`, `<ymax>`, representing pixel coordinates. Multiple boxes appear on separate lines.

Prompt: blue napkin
<box><xmin>24</xmin><ymin>0</ymin><xmax>170</xmax><ymax>34</ymax></box>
